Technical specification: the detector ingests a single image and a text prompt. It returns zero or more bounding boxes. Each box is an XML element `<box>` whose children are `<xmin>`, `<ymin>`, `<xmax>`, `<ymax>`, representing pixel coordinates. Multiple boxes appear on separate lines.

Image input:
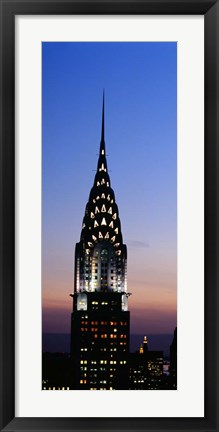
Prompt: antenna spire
<box><xmin>101</xmin><ymin>91</ymin><xmax>104</xmax><ymax>142</ymax></box>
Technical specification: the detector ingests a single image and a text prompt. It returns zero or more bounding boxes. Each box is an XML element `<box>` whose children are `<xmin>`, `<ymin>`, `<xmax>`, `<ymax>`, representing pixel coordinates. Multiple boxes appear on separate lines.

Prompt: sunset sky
<box><xmin>42</xmin><ymin>42</ymin><xmax>177</xmax><ymax>337</ymax></box>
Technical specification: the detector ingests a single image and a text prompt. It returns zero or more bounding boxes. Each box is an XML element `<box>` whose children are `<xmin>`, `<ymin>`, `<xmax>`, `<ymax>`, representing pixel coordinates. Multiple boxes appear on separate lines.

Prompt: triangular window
<box><xmin>95</xmin><ymin>207</ymin><xmax>100</xmax><ymax>214</ymax></box>
<box><xmin>105</xmin><ymin>232</ymin><xmax>109</xmax><ymax>239</ymax></box>
<box><xmin>109</xmin><ymin>221</ymin><xmax>114</xmax><ymax>228</ymax></box>
<box><xmin>101</xmin><ymin>204</ymin><xmax>106</xmax><ymax>212</ymax></box>
<box><xmin>99</xmin><ymin>232</ymin><xmax>103</xmax><ymax>239</ymax></box>
<box><xmin>101</xmin><ymin>218</ymin><xmax>107</xmax><ymax>226</ymax></box>
<box><xmin>99</xmin><ymin>163</ymin><xmax>106</xmax><ymax>172</ymax></box>
<box><xmin>94</xmin><ymin>220</ymin><xmax>99</xmax><ymax>227</ymax></box>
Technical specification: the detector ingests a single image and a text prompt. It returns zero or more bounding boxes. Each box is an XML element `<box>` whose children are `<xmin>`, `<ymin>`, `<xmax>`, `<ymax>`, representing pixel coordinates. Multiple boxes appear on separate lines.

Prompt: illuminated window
<box><xmin>96</xmin><ymin>196</ymin><xmax>100</xmax><ymax>200</ymax></box>
<box><xmin>99</xmin><ymin>232</ymin><xmax>103</xmax><ymax>239</ymax></box>
<box><xmin>94</xmin><ymin>220</ymin><xmax>99</xmax><ymax>227</ymax></box>
<box><xmin>101</xmin><ymin>218</ymin><xmax>107</xmax><ymax>226</ymax></box>
<box><xmin>92</xmin><ymin>235</ymin><xmax>97</xmax><ymax>241</ymax></box>
<box><xmin>108</xmin><ymin>207</ymin><xmax>112</xmax><ymax>214</ymax></box>
<box><xmin>107</xmin><ymin>194</ymin><xmax>111</xmax><ymax>201</ymax></box>
<box><xmin>90</xmin><ymin>212</ymin><xmax>95</xmax><ymax>219</ymax></box>
<box><xmin>114</xmin><ymin>228</ymin><xmax>118</xmax><ymax>234</ymax></box>
<box><xmin>101</xmin><ymin>193</ymin><xmax>105</xmax><ymax>199</ymax></box>
<box><xmin>101</xmin><ymin>149</ymin><xmax>104</xmax><ymax>155</ymax></box>
<box><xmin>111</xmin><ymin>236</ymin><xmax>116</xmax><ymax>243</ymax></box>
<box><xmin>104</xmin><ymin>232</ymin><xmax>109</xmax><ymax>239</ymax></box>
<box><xmin>107</xmin><ymin>182</ymin><xmax>109</xmax><ymax>187</ymax></box>
<box><xmin>95</xmin><ymin>207</ymin><xmax>100</xmax><ymax>214</ymax></box>
<box><xmin>101</xmin><ymin>204</ymin><xmax>106</xmax><ymax>212</ymax></box>
<box><xmin>88</xmin><ymin>242</ymin><xmax>93</xmax><ymax>247</ymax></box>
<box><xmin>111</xmin><ymin>199</ymin><xmax>114</xmax><ymax>203</ymax></box>
<box><xmin>112</xmin><ymin>213</ymin><xmax>117</xmax><ymax>220</ymax></box>
<box><xmin>82</xmin><ymin>222</ymin><xmax>86</xmax><ymax>228</ymax></box>
<box><xmin>114</xmin><ymin>243</ymin><xmax>120</xmax><ymax>247</ymax></box>
<box><xmin>93</xmin><ymin>199</ymin><xmax>96</xmax><ymax>203</ymax></box>
<box><xmin>101</xmin><ymin>178</ymin><xmax>105</xmax><ymax>185</ymax></box>
<box><xmin>97</xmin><ymin>181</ymin><xmax>100</xmax><ymax>186</ymax></box>
<box><xmin>109</xmin><ymin>221</ymin><xmax>114</xmax><ymax>228</ymax></box>
<box><xmin>99</xmin><ymin>163</ymin><xmax>106</xmax><ymax>171</ymax></box>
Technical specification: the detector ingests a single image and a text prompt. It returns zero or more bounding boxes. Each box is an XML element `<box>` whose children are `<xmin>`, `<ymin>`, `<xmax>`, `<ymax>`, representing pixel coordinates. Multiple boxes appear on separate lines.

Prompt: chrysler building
<box><xmin>70</xmin><ymin>95</ymin><xmax>130</xmax><ymax>390</ymax></box>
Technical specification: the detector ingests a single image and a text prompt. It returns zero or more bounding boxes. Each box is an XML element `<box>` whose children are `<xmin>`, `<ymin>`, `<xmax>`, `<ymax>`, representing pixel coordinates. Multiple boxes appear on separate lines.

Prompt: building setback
<box><xmin>70</xmin><ymin>96</ymin><xmax>130</xmax><ymax>390</ymax></box>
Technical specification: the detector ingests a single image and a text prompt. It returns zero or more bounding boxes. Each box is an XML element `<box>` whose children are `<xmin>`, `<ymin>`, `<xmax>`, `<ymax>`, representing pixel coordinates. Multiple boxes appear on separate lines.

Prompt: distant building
<box><xmin>70</xmin><ymin>96</ymin><xmax>130</xmax><ymax>390</ymax></box>
<box><xmin>169</xmin><ymin>327</ymin><xmax>177</xmax><ymax>389</ymax></box>
<box><xmin>42</xmin><ymin>352</ymin><xmax>71</xmax><ymax>390</ymax></box>
<box><xmin>129</xmin><ymin>336</ymin><xmax>163</xmax><ymax>390</ymax></box>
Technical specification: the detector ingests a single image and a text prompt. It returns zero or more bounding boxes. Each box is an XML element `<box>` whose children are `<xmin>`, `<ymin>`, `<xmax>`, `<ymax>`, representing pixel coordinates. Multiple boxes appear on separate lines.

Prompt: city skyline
<box><xmin>42</xmin><ymin>42</ymin><xmax>177</xmax><ymax>338</ymax></box>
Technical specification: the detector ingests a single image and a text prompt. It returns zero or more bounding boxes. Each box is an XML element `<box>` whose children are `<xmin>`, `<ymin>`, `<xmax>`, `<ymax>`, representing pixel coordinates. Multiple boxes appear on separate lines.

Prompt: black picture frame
<box><xmin>0</xmin><ymin>0</ymin><xmax>218</xmax><ymax>431</ymax></box>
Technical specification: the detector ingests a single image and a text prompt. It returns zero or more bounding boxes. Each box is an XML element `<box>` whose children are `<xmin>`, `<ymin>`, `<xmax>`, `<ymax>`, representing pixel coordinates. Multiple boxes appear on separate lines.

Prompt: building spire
<box><xmin>100</xmin><ymin>91</ymin><xmax>105</xmax><ymax>155</ymax></box>
<box><xmin>97</xmin><ymin>92</ymin><xmax>107</xmax><ymax>172</ymax></box>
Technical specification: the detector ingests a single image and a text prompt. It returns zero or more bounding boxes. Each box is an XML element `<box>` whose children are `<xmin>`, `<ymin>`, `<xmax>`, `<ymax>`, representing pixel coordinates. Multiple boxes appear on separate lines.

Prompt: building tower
<box><xmin>169</xmin><ymin>327</ymin><xmax>177</xmax><ymax>389</ymax></box>
<box><xmin>70</xmin><ymin>96</ymin><xmax>130</xmax><ymax>390</ymax></box>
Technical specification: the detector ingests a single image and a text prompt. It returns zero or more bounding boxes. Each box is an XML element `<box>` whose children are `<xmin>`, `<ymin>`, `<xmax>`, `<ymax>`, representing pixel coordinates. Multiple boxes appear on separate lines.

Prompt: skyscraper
<box><xmin>70</xmin><ymin>96</ymin><xmax>130</xmax><ymax>390</ymax></box>
<box><xmin>129</xmin><ymin>336</ymin><xmax>163</xmax><ymax>390</ymax></box>
<box><xmin>169</xmin><ymin>327</ymin><xmax>177</xmax><ymax>389</ymax></box>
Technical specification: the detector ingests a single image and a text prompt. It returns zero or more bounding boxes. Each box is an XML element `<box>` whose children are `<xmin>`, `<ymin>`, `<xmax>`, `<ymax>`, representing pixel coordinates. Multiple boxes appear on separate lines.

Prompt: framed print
<box><xmin>0</xmin><ymin>1</ymin><xmax>218</xmax><ymax>431</ymax></box>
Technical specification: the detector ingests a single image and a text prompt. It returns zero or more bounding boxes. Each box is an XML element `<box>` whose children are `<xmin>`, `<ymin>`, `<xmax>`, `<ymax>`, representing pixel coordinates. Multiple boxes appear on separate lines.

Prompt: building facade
<box><xmin>70</xmin><ymin>97</ymin><xmax>130</xmax><ymax>390</ymax></box>
<box><xmin>129</xmin><ymin>336</ymin><xmax>164</xmax><ymax>390</ymax></box>
<box><xmin>169</xmin><ymin>327</ymin><xmax>177</xmax><ymax>389</ymax></box>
